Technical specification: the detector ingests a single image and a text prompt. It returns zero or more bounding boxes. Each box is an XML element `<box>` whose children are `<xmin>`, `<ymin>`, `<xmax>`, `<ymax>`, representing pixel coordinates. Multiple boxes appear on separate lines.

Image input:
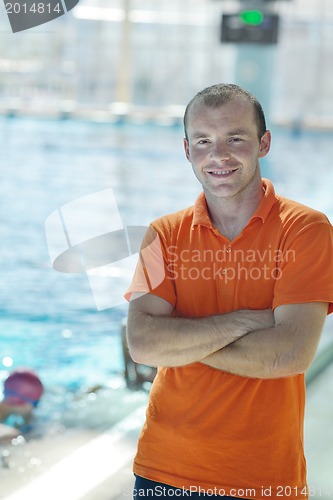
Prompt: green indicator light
<box><xmin>239</xmin><ymin>10</ymin><xmax>264</xmax><ymax>26</ymax></box>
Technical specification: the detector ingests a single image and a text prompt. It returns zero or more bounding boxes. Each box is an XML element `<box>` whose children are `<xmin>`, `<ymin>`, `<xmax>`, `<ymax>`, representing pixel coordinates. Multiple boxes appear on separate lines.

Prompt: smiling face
<box><xmin>184</xmin><ymin>98</ymin><xmax>271</xmax><ymax>203</ymax></box>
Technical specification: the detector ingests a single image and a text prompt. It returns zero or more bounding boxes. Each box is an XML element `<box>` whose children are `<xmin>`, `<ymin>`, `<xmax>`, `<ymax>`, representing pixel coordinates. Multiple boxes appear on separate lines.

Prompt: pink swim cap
<box><xmin>3</xmin><ymin>368</ymin><xmax>44</xmax><ymax>407</ymax></box>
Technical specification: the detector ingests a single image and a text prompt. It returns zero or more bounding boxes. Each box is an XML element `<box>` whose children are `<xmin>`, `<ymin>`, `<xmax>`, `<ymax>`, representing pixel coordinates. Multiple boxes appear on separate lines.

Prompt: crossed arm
<box><xmin>127</xmin><ymin>293</ymin><xmax>328</xmax><ymax>379</ymax></box>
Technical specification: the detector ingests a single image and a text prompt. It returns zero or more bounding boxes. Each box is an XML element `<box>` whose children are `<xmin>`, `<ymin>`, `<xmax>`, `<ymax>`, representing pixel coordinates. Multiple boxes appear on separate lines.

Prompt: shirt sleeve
<box><xmin>124</xmin><ymin>224</ymin><xmax>177</xmax><ymax>307</ymax></box>
<box><xmin>273</xmin><ymin>219</ymin><xmax>333</xmax><ymax>314</ymax></box>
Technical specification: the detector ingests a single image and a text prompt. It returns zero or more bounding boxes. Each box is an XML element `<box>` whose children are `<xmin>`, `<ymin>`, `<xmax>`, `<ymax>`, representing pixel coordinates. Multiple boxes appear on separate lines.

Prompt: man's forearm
<box><xmin>201</xmin><ymin>302</ymin><xmax>328</xmax><ymax>379</ymax></box>
<box><xmin>200</xmin><ymin>325</ymin><xmax>288</xmax><ymax>378</ymax></box>
<box><xmin>127</xmin><ymin>307</ymin><xmax>274</xmax><ymax>367</ymax></box>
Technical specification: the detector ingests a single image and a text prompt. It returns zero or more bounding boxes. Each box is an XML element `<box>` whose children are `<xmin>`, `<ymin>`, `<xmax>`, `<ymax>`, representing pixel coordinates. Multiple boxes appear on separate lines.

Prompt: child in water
<box><xmin>0</xmin><ymin>368</ymin><xmax>43</xmax><ymax>441</ymax></box>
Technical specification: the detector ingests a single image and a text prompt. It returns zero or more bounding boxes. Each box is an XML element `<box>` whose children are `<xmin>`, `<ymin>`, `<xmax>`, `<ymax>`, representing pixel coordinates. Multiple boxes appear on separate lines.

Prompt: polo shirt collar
<box><xmin>251</xmin><ymin>178</ymin><xmax>278</xmax><ymax>223</ymax></box>
<box><xmin>192</xmin><ymin>192</ymin><xmax>212</xmax><ymax>228</ymax></box>
<box><xmin>192</xmin><ymin>178</ymin><xmax>278</xmax><ymax>229</ymax></box>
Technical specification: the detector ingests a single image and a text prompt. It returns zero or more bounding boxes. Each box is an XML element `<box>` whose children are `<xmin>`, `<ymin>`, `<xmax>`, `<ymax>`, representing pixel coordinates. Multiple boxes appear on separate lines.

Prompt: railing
<box><xmin>121</xmin><ymin>318</ymin><xmax>157</xmax><ymax>389</ymax></box>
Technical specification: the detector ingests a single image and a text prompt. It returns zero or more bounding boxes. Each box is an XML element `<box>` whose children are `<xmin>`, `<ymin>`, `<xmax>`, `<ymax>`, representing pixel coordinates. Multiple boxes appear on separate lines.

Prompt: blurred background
<box><xmin>0</xmin><ymin>0</ymin><xmax>332</xmax><ymax>126</ymax></box>
<box><xmin>0</xmin><ymin>0</ymin><xmax>332</xmax><ymax>498</ymax></box>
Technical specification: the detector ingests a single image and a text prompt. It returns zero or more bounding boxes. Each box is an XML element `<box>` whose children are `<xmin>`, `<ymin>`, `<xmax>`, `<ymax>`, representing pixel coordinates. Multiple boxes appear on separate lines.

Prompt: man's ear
<box><xmin>184</xmin><ymin>137</ymin><xmax>191</xmax><ymax>162</ymax></box>
<box><xmin>259</xmin><ymin>130</ymin><xmax>271</xmax><ymax>158</ymax></box>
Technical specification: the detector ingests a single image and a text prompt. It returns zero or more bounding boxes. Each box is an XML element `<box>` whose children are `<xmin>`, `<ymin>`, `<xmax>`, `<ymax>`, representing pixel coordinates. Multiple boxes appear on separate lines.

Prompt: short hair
<box><xmin>183</xmin><ymin>83</ymin><xmax>267</xmax><ymax>140</ymax></box>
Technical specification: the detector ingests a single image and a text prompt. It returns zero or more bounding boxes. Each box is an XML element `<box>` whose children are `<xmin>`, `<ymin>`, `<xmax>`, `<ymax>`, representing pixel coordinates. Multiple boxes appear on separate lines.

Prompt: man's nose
<box><xmin>211</xmin><ymin>142</ymin><xmax>230</xmax><ymax>161</ymax></box>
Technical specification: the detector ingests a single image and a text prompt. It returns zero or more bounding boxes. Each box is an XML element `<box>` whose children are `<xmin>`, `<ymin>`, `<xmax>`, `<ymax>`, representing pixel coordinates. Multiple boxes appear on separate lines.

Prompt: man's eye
<box><xmin>198</xmin><ymin>140</ymin><xmax>209</xmax><ymax>144</ymax></box>
<box><xmin>229</xmin><ymin>137</ymin><xmax>242</xmax><ymax>143</ymax></box>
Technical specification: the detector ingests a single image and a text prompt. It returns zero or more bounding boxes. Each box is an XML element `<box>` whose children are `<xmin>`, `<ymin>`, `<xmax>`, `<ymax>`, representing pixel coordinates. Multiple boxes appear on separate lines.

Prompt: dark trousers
<box><xmin>134</xmin><ymin>475</ymin><xmax>246</xmax><ymax>499</ymax></box>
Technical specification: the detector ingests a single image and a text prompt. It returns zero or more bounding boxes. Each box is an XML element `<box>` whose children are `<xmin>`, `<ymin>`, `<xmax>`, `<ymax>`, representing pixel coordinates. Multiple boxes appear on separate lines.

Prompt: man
<box><xmin>125</xmin><ymin>84</ymin><xmax>333</xmax><ymax>499</ymax></box>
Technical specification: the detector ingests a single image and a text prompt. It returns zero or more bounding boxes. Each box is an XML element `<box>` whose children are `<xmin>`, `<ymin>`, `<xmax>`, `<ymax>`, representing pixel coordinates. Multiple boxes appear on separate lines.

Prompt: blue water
<box><xmin>0</xmin><ymin>117</ymin><xmax>200</xmax><ymax>431</ymax></box>
<box><xmin>0</xmin><ymin>116</ymin><xmax>332</xmax><ymax>430</ymax></box>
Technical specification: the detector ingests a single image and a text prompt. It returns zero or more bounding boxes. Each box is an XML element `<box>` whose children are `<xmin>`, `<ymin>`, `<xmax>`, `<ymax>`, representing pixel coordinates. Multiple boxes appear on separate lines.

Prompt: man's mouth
<box><xmin>207</xmin><ymin>168</ymin><xmax>238</xmax><ymax>177</ymax></box>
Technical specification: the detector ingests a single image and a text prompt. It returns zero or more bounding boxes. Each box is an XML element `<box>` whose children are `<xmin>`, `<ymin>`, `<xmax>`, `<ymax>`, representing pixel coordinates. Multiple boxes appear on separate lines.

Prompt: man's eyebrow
<box><xmin>190</xmin><ymin>128</ymin><xmax>250</xmax><ymax>138</ymax></box>
<box><xmin>227</xmin><ymin>128</ymin><xmax>249</xmax><ymax>136</ymax></box>
<box><xmin>191</xmin><ymin>131</ymin><xmax>209</xmax><ymax>138</ymax></box>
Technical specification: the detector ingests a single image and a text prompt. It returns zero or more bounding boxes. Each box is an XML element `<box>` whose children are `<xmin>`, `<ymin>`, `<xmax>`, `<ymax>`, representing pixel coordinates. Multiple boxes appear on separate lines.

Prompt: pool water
<box><xmin>0</xmin><ymin>116</ymin><xmax>332</xmax><ymax>432</ymax></box>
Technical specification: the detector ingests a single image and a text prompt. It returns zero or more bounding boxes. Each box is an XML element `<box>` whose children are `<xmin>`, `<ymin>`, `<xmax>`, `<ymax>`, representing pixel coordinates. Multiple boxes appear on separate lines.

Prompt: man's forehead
<box><xmin>186</xmin><ymin>98</ymin><xmax>256</xmax><ymax>131</ymax></box>
<box><xmin>188</xmin><ymin>97</ymin><xmax>253</xmax><ymax>119</ymax></box>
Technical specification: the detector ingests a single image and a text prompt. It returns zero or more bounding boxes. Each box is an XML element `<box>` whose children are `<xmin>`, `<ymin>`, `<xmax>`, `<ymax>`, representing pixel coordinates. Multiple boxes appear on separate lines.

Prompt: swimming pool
<box><xmin>0</xmin><ymin>116</ymin><xmax>332</xmax><ymax>431</ymax></box>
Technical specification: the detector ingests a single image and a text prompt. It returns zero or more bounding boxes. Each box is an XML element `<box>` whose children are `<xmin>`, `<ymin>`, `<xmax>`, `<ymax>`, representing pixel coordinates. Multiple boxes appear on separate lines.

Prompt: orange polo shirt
<box><xmin>125</xmin><ymin>179</ymin><xmax>333</xmax><ymax>499</ymax></box>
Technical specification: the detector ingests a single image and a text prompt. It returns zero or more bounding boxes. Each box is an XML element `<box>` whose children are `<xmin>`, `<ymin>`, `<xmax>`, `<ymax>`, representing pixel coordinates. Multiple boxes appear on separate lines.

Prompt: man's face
<box><xmin>183</xmin><ymin>99</ymin><xmax>271</xmax><ymax>201</ymax></box>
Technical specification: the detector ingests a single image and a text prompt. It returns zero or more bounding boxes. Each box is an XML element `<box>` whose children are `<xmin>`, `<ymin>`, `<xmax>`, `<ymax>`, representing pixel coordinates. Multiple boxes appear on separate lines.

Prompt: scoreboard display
<box><xmin>221</xmin><ymin>11</ymin><xmax>280</xmax><ymax>44</ymax></box>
